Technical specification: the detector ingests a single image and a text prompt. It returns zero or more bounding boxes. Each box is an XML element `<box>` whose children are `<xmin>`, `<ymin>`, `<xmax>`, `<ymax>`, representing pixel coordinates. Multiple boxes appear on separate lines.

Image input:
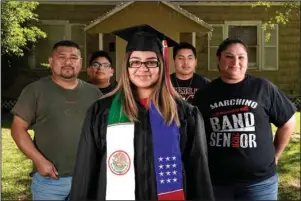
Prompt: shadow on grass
<box><xmin>277</xmin><ymin>157</ymin><xmax>300</xmax><ymax>174</ymax></box>
<box><xmin>15</xmin><ymin>177</ymin><xmax>32</xmax><ymax>185</ymax></box>
<box><xmin>1</xmin><ymin>177</ymin><xmax>32</xmax><ymax>200</ymax></box>
<box><xmin>1</xmin><ymin>192</ymin><xmax>32</xmax><ymax>201</ymax></box>
<box><xmin>279</xmin><ymin>183</ymin><xmax>301</xmax><ymax>200</ymax></box>
<box><xmin>277</xmin><ymin>140</ymin><xmax>300</xmax><ymax>174</ymax></box>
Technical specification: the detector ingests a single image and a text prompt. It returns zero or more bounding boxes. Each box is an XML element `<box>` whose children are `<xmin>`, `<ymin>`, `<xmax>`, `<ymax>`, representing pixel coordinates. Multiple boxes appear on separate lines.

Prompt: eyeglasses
<box><xmin>128</xmin><ymin>60</ymin><xmax>160</xmax><ymax>68</ymax></box>
<box><xmin>90</xmin><ymin>62</ymin><xmax>111</xmax><ymax>69</ymax></box>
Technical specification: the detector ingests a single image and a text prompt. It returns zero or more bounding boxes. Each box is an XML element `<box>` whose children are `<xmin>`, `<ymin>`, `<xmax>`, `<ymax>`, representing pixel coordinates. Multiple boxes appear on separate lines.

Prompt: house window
<box><xmin>29</xmin><ymin>20</ymin><xmax>86</xmax><ymax>69</ymax></box>
<box><xmin>227</xmin><ymin>24</ymin><xmax>259</xmax><ymax>69</ymax></box>
<box><xmin>208</xmin><ymin>21</ymin><xmax>278</xmax><ymax>71</ymax></box>
<box><xmin>262</xmin><ymin>24</ymin><xmax>278</xmax><ymax>71</ymax></box>
<box><xmin>71</xmin><ymin>24</ymin><xmax>86</xmax><ymax>66</ymax></box>
<box><xmin>208</xmin><ymin>25</ymin><xmax>224</xmax><ymax>71</ymax></box>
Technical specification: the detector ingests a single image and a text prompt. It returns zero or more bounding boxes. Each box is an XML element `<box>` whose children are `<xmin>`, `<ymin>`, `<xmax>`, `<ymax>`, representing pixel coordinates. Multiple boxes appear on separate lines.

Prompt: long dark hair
<box><xmin>102</xmin><ymin>52</ymin><xmax>180</xmax><ymax>126</ymax></box>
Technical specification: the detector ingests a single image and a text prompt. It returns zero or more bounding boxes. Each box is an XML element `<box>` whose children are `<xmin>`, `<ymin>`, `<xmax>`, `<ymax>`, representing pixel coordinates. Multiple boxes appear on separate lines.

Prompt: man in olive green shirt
<box><xmin>11</xmin><ymin>40</ymin><xmax>102</xmax><ymax>200</ymax></box>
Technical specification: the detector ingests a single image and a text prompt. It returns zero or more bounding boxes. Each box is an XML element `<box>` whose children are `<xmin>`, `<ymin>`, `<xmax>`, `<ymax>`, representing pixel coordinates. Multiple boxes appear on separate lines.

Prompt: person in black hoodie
<box><xmin>70</xmin><ymin>24</ymin><xmax>214</xmax><ymax>201</ymax></box>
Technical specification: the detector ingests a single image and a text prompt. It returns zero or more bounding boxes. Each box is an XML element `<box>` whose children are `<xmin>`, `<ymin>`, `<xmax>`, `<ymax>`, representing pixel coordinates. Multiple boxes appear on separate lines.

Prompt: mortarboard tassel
<box><xmin>162</xmin><ymin>40</ymin><xmax>173</xmax><ymax>95</ymax></box>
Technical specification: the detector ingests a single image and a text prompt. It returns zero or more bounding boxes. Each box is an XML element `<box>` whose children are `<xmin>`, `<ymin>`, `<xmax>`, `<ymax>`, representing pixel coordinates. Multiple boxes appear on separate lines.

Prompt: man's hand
<box><xmin>11</xmin><ymin>115</ymin><xmax>59</xmax><ymax>179</ymax></box>
<box><xmin>35</xmin><ymin>158</ymin><xmax>59</xmax><ymax>179</ymax></box>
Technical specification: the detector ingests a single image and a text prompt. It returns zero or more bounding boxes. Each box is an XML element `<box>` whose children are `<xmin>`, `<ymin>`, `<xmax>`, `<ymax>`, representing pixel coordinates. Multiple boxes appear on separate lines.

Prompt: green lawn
<box><xmin>278</xmin><ymin>137</ymin><xmax>300</xmax><ymax>200</ymax></box>
<box><xmin>2</xmin><ymin>128</ymin><xmax>34</xmax><ymax>200</ymax></box>
<box><xmin>1</xmin><ymin>113</ymin><xmax>300</xmax><ymax>200</ymax></box>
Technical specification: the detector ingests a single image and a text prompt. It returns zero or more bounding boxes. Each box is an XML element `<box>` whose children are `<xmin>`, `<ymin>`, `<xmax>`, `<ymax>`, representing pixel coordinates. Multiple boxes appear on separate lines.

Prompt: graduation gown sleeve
<box><xmin>69</xmin><ymin>100</ymin><xmax>105</xmax><ymax>200</ymax></box>
<box><xmin>183</xmin><ymin>105</ymin><xmax>215</xmax><ymax>200</ymax></box>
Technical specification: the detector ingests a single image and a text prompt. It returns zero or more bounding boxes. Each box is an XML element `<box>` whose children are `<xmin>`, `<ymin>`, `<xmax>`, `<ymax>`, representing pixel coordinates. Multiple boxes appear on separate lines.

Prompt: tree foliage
<box><xmin>252</xmin><ymin>1</ymin><xmax>299</xmax><ymax>42</ymax></box>
<box><xmin>1</xmin><ymin>1</ymin><xmax>46</xmax><ymax>57</ymax></box>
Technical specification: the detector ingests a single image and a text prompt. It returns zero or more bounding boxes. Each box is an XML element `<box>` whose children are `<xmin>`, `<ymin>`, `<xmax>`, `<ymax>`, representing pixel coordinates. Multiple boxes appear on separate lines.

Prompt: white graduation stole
<box><xmin>106</xmin><ymin>123</ymin><xmax>135</xmax><ymax>200</ymax></box>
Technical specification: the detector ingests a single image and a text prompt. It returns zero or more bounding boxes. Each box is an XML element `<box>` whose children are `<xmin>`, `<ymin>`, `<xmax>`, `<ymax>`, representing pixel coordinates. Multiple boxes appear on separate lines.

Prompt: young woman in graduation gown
<box><xmin>69</xmin><ymin>25</ymin><xmax>214</xmax><ymax>201</ymax></box>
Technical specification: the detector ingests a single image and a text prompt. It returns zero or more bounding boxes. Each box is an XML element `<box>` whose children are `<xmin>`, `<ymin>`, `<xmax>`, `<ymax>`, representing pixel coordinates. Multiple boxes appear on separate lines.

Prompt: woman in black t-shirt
<box><xmin>193</xmin><ymin>38</ymin><xmax>296</xmax><ymax>200</ymax></box>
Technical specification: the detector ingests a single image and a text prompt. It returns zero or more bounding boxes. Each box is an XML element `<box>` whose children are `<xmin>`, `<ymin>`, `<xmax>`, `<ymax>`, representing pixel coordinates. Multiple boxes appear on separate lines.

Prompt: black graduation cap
<box><xmin>112</xmin><ymin>24</ymin><xmax>179</xmax><ymax>55</ymax></box>
<box><xmin>112</xmin><ymin>24</ymin><xmax>178</xmax><ymax>94</ymax></box>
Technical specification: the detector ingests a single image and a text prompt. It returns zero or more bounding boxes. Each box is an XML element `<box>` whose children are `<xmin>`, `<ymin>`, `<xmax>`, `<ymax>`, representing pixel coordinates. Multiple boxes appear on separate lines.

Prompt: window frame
<box><xmin>70</xmin><ymin>23</ymin><xmax>86</xmax><ymax>68</ymax></box>
<box><xmin>29</xmin><ymin>20</ymin><xmax>86</xmax><ymax>71</ymax></box>
<box><xmin>29</xmin><ymin>20</ymin><xmax>69</xmax><ymax>70</ymax></box>
<box><xmin>207</xmin><ymin>24</ymin><xmax>225</xmax><ymax>71</ymax></box>
<box><xmin>208</xmin><ymin>21</ymin><xmax>278</xmax><ymax>72</ymax></box>
<box><xmin>261</xmin><ymin>24</ymin><xmax>279</xmax><ymax>71</ymax></box>
<box><xmin>225</xmin><ymin>20</ymin><xmax>262</xmax><ymax>71</ymax></box>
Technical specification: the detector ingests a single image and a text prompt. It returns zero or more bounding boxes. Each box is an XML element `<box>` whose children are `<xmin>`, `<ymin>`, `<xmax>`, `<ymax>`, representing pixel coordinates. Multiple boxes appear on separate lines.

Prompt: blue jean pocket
<box><xmin>31</xmin><ymin>173</ymin><xmax>72</xmax><ymax>200</ymax></box>
<box><xmin>33</xmin><ymin>172</ymin><xmax>56</xmax><ymax>184</ymax></box>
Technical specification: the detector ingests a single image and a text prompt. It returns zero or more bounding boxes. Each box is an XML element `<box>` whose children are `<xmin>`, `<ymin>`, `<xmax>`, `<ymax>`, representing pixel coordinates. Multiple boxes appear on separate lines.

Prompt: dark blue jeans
<box><xmin>213</xmin><ymin>173</ymin><xmax>278</xmax><ymax>200</ymax></box>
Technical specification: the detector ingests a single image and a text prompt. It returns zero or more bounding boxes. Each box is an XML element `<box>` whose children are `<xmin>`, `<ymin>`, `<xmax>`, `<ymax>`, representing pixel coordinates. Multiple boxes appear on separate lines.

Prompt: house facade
<box><xmin>2</xmin><ymin>1</ymin><xmax>300</xmax><ymax>111</ymax></box>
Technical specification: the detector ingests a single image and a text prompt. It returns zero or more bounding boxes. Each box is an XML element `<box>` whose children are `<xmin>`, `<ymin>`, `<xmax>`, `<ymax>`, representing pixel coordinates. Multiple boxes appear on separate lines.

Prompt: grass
<box><xmin>1</xmin><ymin>113</ymin><xmax>300</xmax><ymax>200</ymax></box>
<box><xmin>278</xmin><ymin>138</ymin><xmax>301</xmax><ymax>200</ymax></box>
<box><xmin>2</xmin><ymin>128</ymin><xmax>34</xmax><ymax>200</ymax></box>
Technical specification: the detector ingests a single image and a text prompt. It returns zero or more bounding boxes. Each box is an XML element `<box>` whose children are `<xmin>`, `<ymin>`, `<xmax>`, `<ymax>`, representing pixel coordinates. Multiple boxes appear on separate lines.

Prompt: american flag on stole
<box><xmin>155</xmin><ymin>155</ymin><xmax>185</xmax><ymax>200</ymax></box>
<box><xmin>149</xmin><ymin>103</ymin><xmax>185</xmax><ymax>200</ymax></box>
